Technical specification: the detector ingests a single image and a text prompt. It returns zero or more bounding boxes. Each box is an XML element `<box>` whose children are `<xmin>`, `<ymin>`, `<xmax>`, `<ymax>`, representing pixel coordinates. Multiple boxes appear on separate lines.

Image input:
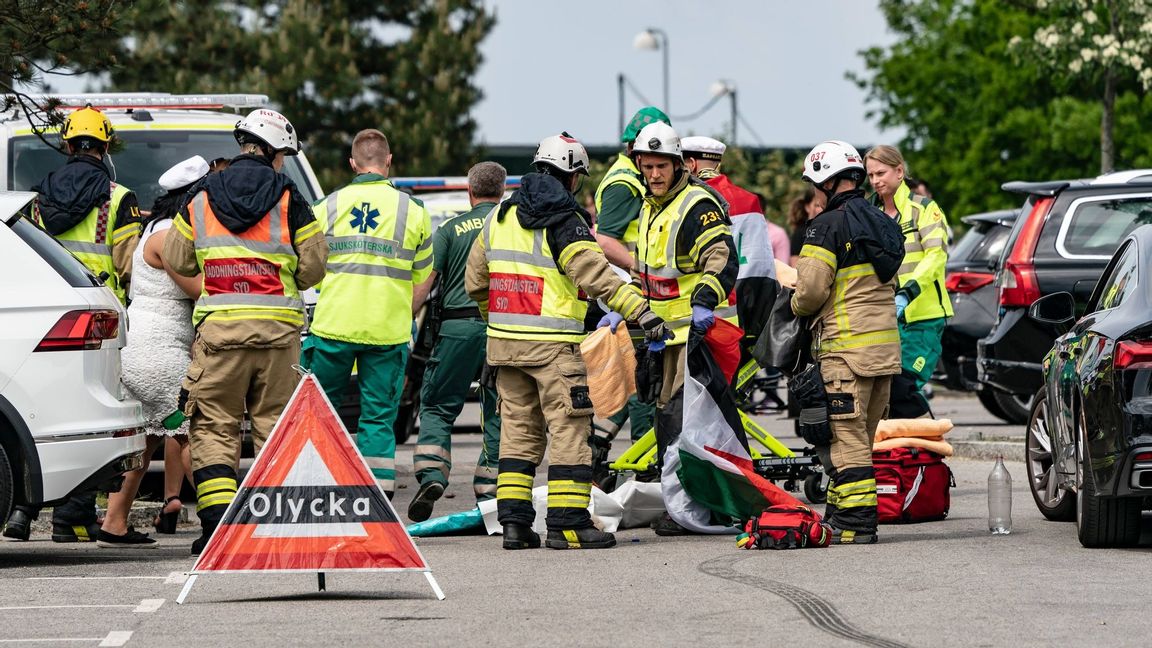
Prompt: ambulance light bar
<box><xmin>392</xmin><ymin>176</ymin><xmax>522</xmax><ymax>191</ymax></box>
<box><xmin>19</xmin><ymin>94</ymin><xmax>270</xmax><ymax>111</ymax></box>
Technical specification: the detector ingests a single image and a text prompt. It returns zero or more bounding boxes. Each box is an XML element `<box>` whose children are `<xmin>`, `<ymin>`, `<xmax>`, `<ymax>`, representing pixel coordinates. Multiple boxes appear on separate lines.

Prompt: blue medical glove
<box><xmin>597</xmin><ymin>310</ymin><xmax>625</xmax><ymax>332</ymax></box>
<box><xmin>691</xmin><ymin>305</ymin><xmax>715</xmax><ymax>331</ymax></box>
<box><xmin>648</xmin><ymin>339</ymin><xmax>667</xmax><ymax>353</ymax></box>
<box><xmin>895</xmin><ymin>294</ymin><xmax>910</xmax><ymax>321</ymax></box>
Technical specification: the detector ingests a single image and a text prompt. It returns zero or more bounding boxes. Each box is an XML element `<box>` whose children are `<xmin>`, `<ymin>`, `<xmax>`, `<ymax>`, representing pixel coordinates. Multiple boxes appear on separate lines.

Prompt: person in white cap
<box><xmin>681</xmin><ymin>136</ymin><xmax>777</xmax><ymax>339</ymax></box>
<box><xmin>97</xmin><ymin>156</ymin><xmax>211</xmax><ymax>548</ymax></box>
<box><xmin>164</xmin><ymin>109</ymin><xmax>328</xmax><ymax>555</ymax></box>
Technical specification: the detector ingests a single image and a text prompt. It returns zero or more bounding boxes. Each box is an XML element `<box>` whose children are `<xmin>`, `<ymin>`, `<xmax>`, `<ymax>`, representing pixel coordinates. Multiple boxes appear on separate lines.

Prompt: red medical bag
<box><xmin>873</xmin><ymin>447</ymin><xmax>954</xmax><ymax>524</ymax></box>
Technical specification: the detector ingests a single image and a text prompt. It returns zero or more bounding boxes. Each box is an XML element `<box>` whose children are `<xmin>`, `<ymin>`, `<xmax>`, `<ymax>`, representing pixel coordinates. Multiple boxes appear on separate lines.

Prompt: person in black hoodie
<box><xmin>2</xmin><ymin>106</ymin><xmax>142</xmax><ymax>545</ymax></box>
<box><xmin>465</xmin><ymin>133</ymin><xmax>668</xmax><ymax>551</ymax></box>
<box><xmin>163</xmin><ymin>108</ymin><xmax>327</xmax><ymax>555</ymax></box>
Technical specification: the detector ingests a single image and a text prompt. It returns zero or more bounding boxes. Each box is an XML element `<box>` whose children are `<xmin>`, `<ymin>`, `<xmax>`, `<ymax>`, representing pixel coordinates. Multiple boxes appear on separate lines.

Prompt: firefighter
<box><xmin>164</xmin><ymin>108</ymin><xmax>328</xmax><ymax>555</ymax></box>
<box><xmin>586</xmin><ymin>107</ymin><xmax>670</xmax><ymax>475</ymax></box>
<box><xmin>407</xmin><ymin>162</ymin><xmax>505</xmax><ymax>522</ymax></box>
<box><xmin>465</xmin><ymin>133</ymin><xmax>667</xmax><ymax>550</ymax></box>
<box><xmin>792</xmin><ymin>140</ymin><xmax>902</xmax><ymax>544</ymax></box>
<box><xmin>629</xmin><ymin>123</ymin><xmax>740</xmax><ymax>536</ymax></box>
<box><xmin>865</xmin><ymin>145</ymin><xmax>952</xmax><ymax>416</ymax></box>
<box><xmin>2</xmin><ymin>105</ymin><xmax>143</xmax><ymax>544</ymax></box>
<box><xmin>303</xmin><ymin>129</ymin><xmax>432</xmax><ymax>500</ymax></box>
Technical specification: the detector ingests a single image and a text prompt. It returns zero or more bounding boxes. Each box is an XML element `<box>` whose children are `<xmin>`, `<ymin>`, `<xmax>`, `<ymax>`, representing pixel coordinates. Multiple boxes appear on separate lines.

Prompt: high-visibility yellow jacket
<box><xmin>594</xmin><ymin>153</ymin><xmax>644</xmax><ymax>253</ymax></box>
<box><xmin>310</xmin><ymin>177</ymin><xmax>433</xmax><ymax>345</ymax></box>
<box><xmin>37</xmin><ymin>182</ymin><xmax>138</xmax><ymax>305</ymax></box>
<box><xmin>889</xmin><ymin>182</ymin><xmax>952</xmax><ymax>323</ymax></box>
<box><xmin>183</xmin><ymin>190</ymin><xmax>305</xmax><ymax>327</ymax></box>
<box><xmin>636</xmin><ymin>182</ymin><xmax>737</xmax><ymax>345</ymax></box>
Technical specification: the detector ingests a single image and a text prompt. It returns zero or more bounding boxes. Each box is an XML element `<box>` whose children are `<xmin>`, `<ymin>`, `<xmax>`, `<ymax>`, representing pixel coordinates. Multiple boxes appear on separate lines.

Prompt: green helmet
<box><xmin>621</xmin><ymin>106</ymin><xmax>671</xmax><ymax>144</ymax></box>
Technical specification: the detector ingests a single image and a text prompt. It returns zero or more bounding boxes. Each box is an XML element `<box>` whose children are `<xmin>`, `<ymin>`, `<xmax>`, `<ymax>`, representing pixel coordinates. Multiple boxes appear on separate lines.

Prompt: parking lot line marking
<box><xmin>133</xmin><ymin>599</ymin><xmax>165</xmax><ymax>613</ymax></box>
<box><xmin>26</xmin><ymin>576</ymin><xmax>166</xmax><ymax>581</ymax></box>
<box><xmin>0</xmin><ymin>638</ymin><xmax>104</xmax><ymax>643</ymax></box>
<box><xmin>164</xmin><ymin>571</ymin><xmax>188</xmax><ymax>584</ymax></box>
<box><xmin>0</xmin><ymin>605</ymin><xmax>134</xmax><ymax>611</ymax></box>
<box><xmin>98</xmin><ymin>632</ymin><xmax>133</xmax><ymax>647</ymax></box>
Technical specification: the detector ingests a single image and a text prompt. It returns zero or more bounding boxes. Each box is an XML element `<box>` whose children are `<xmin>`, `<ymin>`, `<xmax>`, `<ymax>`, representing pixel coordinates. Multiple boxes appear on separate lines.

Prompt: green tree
<box><xmin>854</xmin><ymin>0</ymin><xmax>1152</xmax><ymax>218</ymax></box>
<box><xmin>107</xmin><ymin>0</ymin><xmax>494</xmax><ymax>189</ymax></box>
<box><xmin>1012</xmin><ymin>0</ymin><xmax>1152</xmax><ymax>173</ymax></box>
<box><xmin>1</xmin><ymin>0</ymin><xmax>126</xmax><ymax>149</ymax></box>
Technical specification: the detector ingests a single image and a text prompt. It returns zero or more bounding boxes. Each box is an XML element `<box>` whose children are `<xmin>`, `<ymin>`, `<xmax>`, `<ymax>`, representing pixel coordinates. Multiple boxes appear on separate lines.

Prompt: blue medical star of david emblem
<box><xmin>350</xmin><ymin>202</ymin><xmax>379</xmax><ymax>233</ymax></box>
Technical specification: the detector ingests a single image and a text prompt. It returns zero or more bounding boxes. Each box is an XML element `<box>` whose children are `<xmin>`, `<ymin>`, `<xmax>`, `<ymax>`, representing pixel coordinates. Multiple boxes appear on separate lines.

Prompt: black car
<box><xmin>937</xmin><ymin>210</ymin><xmax>1017</xmax><ymax>412</ymax></box>
<box><xmin>1025</xmin><ymin>225</ymin><xmax>1152</xmax><ymax>547</ymax></box>
<box><xmin>977</xmin><ymin>169</ymin><xmax>1152</xmax><ymax>424</ymax></box>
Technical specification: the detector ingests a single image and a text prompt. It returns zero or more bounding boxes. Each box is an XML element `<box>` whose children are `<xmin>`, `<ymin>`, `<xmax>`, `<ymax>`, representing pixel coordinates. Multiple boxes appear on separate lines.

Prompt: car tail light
<box><xmin>946</xmin><ymin>271</ymin><xmax>995</xmax><ymax>294</ymax></box>
<box><xmin>999</xmin><ymin>197</ymin><xmax>1053</xmax><ymax>307</ymax></box>
<box><xmin>1133</xmin><ymin>452</ymin><xmax>1152</xmax><ymax>462</ymax></box>
<box><xmin>1114</xmin><ymin>340</ymin><xmax>1152</xmax><ymax>370</ymax></box>
<box><xmin>34</xmin><ymin>310</ymin><xmax>119</xmax><ymax>352</ymax></box>
<box><xmin>112</xmin><ymin>428</ymin><xmax>142</xmax><ymax>438</ymax></box>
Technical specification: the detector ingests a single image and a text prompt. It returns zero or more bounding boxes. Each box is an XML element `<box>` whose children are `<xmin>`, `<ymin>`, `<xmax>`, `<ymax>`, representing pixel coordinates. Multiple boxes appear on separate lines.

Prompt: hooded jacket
<box><xmin>33</xmin><ymin>155</ymin><xmax>141</xmax><ymax>291</ymax></box>
<box><xmin>465</xmin><ymin>172</ymin><xmax>649</xmax><ymax>365</ymax></box>
<box><xmin>163</xmin><ymin>154</ymin><xmax>327</xmax><ymax>348</ymax></box>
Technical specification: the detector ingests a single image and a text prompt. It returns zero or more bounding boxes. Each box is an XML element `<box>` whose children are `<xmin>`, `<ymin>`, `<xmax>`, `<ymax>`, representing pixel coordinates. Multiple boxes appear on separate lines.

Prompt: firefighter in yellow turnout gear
<box><xmin>305</xmin><ymin>129</ymin><xmax>433</xmax><ymax>499</ymax></box>
<box><xmin>466</xmin><ymin>133</ymin><xmax>668</xmax><ymax>550</ymax></box>
<box><xmin>7</xmin><ymin>105</ymin><xmax>143</xmax><ymax>544</ymax></box>
<box><xmin>165</xmin><ymin>109</ymin><xmax>328</xmax><ymax>555</ymax></box>
<box><xmin>792</xmin><ymin>141</ymin><xmax>902</xmax><ymax>545</ymax></box>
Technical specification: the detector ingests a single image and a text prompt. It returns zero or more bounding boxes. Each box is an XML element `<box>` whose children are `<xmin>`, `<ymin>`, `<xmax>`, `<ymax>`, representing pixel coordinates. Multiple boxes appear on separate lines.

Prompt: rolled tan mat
<box><xmin>872</xmin><ymin>436</ymin><xmax>954</xmax><ymax>457</ymax></box>
<box><xmin>875</xmin><ymin>417</ymin><xmax>954</xmax><ymax>441</ymax></box>
<box><xmin>579</xmin><ymin>326</ymin><xmax>638</xmax><ymax>419</ymax></box>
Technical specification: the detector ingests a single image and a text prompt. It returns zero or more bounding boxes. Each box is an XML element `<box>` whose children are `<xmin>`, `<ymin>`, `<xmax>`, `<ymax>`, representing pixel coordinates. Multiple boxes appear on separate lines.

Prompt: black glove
<box><xmin>788</xmin><ymin>363</ymin><xmax>832</xmax><ymax>446</ymax></box>
<box><xmin>480</xmin><ymin>363</ymin><xmax>498</xmax><ymax>389</ymax></box>
<box><xmin>636</xmin><ymin>346</ymin><xmax>664</xmax><ymax>405</ymax></box>
<box><xmin>637</xmin><ymin>310</ymin><xmax>669</xmax><ymax>343</ymax></box>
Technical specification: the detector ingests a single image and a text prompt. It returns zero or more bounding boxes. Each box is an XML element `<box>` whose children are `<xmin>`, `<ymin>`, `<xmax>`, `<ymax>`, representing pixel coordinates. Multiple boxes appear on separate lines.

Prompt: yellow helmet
<box><xmin>62</xmin><ymin>106</ymin><xmax>113</xmax><ymax>142</ymax></box>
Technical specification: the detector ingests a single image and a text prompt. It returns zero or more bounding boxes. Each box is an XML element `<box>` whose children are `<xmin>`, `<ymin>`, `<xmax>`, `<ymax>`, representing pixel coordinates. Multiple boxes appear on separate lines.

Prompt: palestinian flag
<box><xmin>661</xmin><ymin>328</ymin><xmax>803</xmax><ymax>533</ymax></box>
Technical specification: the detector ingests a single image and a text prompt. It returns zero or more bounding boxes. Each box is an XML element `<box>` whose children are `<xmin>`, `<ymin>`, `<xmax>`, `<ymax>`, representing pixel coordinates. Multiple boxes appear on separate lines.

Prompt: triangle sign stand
<box><xmin>176</xmin><ymin>373</ymin><xmax>444</xmax><ymax>604</ymax></box>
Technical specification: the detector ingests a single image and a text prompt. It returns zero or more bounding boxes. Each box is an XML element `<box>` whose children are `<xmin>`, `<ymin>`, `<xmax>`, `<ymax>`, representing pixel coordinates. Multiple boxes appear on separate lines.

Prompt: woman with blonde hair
<box><xmin>864</xmin><ymin>145</ymin><xmax>952</xmax><ymax>416</ymax></box>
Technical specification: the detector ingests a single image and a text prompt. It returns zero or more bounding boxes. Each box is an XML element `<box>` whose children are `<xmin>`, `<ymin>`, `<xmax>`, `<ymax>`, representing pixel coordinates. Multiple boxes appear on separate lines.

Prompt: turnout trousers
<box><xmin>414</xmin><ymin>318</ymin><xmax>501</xmax><ymax>501</ymax></box>
<box><xmin>303</xmin><ymin>335</ymin><xmax>408</xmax><ymax>496</ymax></box>
<box><xmin>817</xmin><ymin>356</ymin><xmax>892</xmax><ymax>534</ymax></box>
<box><xmin>495</xmin><ymin>344</ymin><xmax>597</xmax><ymax>531</ymax></box>
<box><xmin>183</xmin><ymin>336</ymin><xmax>301</xmax><ymax>535</ymax></box>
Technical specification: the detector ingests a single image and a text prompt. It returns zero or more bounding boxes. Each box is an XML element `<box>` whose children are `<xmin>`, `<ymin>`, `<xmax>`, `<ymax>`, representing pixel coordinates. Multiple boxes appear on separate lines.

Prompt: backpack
<box><xmin>843</xmin><ymin>196</ymin><xmax>905</xmax><ymax>283</ymax></box>
<box><xmin>737</xmin><ymin>504</ymin><xmax>830</xmax><ymax>550</ymax></box>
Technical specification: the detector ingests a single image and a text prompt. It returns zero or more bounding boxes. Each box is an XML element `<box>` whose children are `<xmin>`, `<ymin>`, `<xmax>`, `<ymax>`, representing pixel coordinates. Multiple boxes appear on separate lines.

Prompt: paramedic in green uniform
<box><xmin>408</xmin><ymin>162</ymin><xmax>506</xmax><ymax>522</ymax></box>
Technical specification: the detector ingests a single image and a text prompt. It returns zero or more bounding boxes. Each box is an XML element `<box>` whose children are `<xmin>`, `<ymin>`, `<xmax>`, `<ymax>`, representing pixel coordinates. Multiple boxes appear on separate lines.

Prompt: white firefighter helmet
<box><xmin>631</xmin><ymin>122</ymin><xmax>682</xmax><ymax>161</ymax></box>
<box><xmin>234</xmin><ymin>108</ymin><xmax>300</xmax><ymax>155</ymax></box>
<box><xmin>533</xmin><ymin>132</ymin><xmax>590</xmax><ymax>175</ymax></box>
<box><xmin>802</xmin><ymin>140</ymin><xmax>864</xmax><ymax>185</ymax></box>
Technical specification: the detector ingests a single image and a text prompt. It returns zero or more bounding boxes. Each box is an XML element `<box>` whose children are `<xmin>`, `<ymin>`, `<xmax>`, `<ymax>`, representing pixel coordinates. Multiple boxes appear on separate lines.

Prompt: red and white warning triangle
<box><xmin>177</xmin><ymin>374</ymin><xmax>443</xmax><ymax>603</ymax></box>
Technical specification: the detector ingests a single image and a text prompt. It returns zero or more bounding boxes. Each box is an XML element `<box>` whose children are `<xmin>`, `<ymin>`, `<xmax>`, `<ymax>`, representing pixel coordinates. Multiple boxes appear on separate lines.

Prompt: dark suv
<box><xmin>977</xmin><ymin>170</ymin><xmax>1152</xmax><ymax>423</ymax></box>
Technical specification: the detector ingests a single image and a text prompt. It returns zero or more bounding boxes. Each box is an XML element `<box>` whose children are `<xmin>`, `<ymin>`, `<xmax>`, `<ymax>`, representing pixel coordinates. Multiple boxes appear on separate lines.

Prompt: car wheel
<box><xmin>1075</xmin><ymin>410</ymin><xmax>1142</xmax><ymax>548</ymax></box>
<box><xmin>977</xmin><ymin>390</ymin><xmax>1009</xmax><ymax>422</ymax></box>
<box><xmin>1025</xmin><ymin>388</ymin><xmax>1075</xmax><ymax>521</ymax></box>
<box><xmin>991</xmin><ymin>390</ymin><xmax>1032</xmax><ymax>425</ymax></box>
<box><xmin>0</xmin><ymin>444</ymin><xmax>12</xmax><ymax>525</ymax></box>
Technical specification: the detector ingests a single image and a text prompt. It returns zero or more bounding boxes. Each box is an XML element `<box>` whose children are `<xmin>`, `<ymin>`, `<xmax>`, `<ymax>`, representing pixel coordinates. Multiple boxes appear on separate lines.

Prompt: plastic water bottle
<box><xmin>988</xmin><ymin>455</ymin><xmax>1013</xmax><ymax>535</ymax></box>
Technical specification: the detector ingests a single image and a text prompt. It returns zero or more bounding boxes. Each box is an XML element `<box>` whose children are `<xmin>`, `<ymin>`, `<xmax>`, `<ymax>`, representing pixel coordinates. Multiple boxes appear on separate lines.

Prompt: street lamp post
<box><xmin>617</xmin><ymin>72</ymin><xmax>626</xmax><ymax>139</ymax></box>
<box><xmin>710</xmin><ymin>80</ymin><xmax>737</xmax><ymax>145</ymax></box>
<box><xmin>633</xmin><ymin>27</ymin><xmax>669</xmax><ymax>113</ymax></box>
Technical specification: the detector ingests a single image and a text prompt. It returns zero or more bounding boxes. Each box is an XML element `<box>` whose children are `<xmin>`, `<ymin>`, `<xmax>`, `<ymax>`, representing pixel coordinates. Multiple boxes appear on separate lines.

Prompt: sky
<box><xmin>472</xmin><ymin>0</ymin><xmax>901</xmax><ymax>147</ymax></box>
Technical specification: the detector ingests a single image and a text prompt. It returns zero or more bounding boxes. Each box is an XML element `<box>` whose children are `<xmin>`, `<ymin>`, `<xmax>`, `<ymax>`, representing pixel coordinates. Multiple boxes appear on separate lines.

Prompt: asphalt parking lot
<box><xmin>2</xmin><ymin>392</ymin><xmax>1150</xmax><ymax>648</ymax></box>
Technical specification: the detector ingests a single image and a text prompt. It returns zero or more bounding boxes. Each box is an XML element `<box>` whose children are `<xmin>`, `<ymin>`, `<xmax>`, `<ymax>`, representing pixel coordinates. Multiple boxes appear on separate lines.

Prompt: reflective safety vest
<box><xmin>310</xmin><ymin>181</ymin><xmax>432</xmax><ymax>345</ymax></box>
<box><xmin>594</xmin><ymin>154</ymin><xmax>644</xmax><ymax>253</ymax></box>
<box><xmin>186</xmin><ymin>190</ymin><xmax>304</xmax><ymax>327</ymax></box>
<box><xmin>636</xmin><ymin>184</ymin><xmax>737</xmax><ymax>345</ymax></box>
<box><xmin>52</xmin><ymin>182</ymin><xmax>133</xmax><ymax>304</ymax></box>
<box><xmin>482</xmin><ymin>205</ymin><xmax>588</xmax><ymax>344</ymax></box>
<box><xmin>893</xmin><ymin>183</ymin><xmax>953</xmax><ymax>323</ymax></box>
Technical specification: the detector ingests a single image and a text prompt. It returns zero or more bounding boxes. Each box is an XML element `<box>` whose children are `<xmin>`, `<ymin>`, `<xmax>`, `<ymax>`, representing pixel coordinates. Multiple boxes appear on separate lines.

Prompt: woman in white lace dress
<box><xmin>97</xmin><ymin>157</ymin><xmax>206</xmax><ymax>548</ymax></box>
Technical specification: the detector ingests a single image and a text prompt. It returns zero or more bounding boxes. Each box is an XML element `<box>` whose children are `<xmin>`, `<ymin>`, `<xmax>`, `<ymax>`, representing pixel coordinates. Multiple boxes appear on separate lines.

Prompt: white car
<box><xmin>0</xmin><ymin>191</ymin><xmax>146</xmax><ymax>522</ymax></box>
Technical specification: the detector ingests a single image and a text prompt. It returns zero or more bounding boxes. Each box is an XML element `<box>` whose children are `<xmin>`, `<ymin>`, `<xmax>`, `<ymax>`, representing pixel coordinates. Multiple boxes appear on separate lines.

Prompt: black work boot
<box><xmin>651</xmin><ymin>513</ymin><xmax>691</xmax><ymax>536</ymax></box>
<box><xmin>2</xmin><ymin>508</ymin><xmax>34</xmax><ymax>541</ymax></box>
<box><xmin>51</xmin><ymin>522</ymin><xmax>101</xmax><ymax>543</ymax></box>
<box><xmin>407</xmin><ymin>481</ymin><xmax>445</xmax><ymax>522</ymax></box>
<box><xmin>546</xmin><ymin>527</ymin><xmax>616</xmax><ymax>550</ymax></box>
<box><xmin>502</xmin><ymin>523</ymin><xmax>541</xmax><ymax>550</ymax></box>
<box><xmin>828</xmin><ymin>526</ymin><xmax>879</xmax><ymax>545</ymax></box>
